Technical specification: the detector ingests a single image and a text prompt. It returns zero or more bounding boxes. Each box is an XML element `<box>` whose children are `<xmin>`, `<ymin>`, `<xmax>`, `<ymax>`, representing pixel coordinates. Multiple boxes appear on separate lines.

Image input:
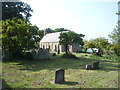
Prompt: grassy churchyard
<box><xmin>2</xmin><ymin>52</ymin><xmax>119</xmax><ymax>88</ymax></box>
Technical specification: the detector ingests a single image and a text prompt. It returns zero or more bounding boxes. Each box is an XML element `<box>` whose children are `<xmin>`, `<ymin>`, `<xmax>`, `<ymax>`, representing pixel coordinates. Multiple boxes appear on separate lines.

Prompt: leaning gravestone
<box><xmin>86</xmin><ymin>64</ymin><xmax>93</xmax><ymax>70</ymax></box>
<box><xmin>92</xmin><ymin>61</ymin><xmax>99</xmax><ymax>70</ymax></box>
<box><xmin>55</xmin><ymin>68</ymin><xmax>65</xmax><ymax>84</ymax></box>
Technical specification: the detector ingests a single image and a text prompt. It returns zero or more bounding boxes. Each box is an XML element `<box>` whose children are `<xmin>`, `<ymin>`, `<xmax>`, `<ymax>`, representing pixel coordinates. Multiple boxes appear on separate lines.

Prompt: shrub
<box><xmin>24</xmin><ymin>52</ymin><xmax>33</xmax><ymax>60</ymax></box>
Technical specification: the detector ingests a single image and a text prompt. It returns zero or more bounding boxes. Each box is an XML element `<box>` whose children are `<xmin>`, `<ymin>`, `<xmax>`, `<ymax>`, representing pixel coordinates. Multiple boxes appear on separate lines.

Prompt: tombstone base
<box><xmin>50</xmin><ymin>80</ymin><xmax>66</xmax><ymax>84</ymax></box>
<box><xmin>55</xmin><ymin>80</ymin><xmax>65</xmax><ymax>84</ymax></box>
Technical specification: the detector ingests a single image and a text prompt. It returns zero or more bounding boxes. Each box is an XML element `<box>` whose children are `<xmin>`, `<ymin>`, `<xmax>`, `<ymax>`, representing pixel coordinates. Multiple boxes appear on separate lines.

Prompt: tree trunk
<box><xmin>65</xmin><ymin>44</ymin><xmax>68</xmax><ymax>54</ymax></box>
<box><xmin>91</xmin><ymin>48</ymin><xmax>95</xmax><ymax>53</ymax></box>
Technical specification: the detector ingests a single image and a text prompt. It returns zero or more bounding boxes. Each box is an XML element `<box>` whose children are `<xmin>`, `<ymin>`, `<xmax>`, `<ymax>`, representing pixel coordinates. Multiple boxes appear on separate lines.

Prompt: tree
<box><xmin>2</xmin><ymin>2</ymin><xmax>33</xmax><ymax>22</ymax></box>
<box><xmin>84</xmin><ymin>37</ymin><xmax>110</xmax><ymax>56</ymax></box>
<box><xmin>108</xmin><ymin>1</ymin><xmax>120</xmax><ymax>56</ymax></box>
<box><xmin>94</xmin><ymin>37</ymin><xmax>110</xmax><ymax>55</ymax></box>
<box><xmin>109</xmin><ymin>27</ymin><xmax>120</xmax><ymax>56</ymax></box>
<box><xmin>84</xmin><ymin>39</ymin><xmax>96</xmax><ymax>53</ymax></box>
<box><xmin>44</xmin><ymin>28</ymin><xmax>54</xmax><ymax>35</ymax></box>
<box><xmin>1</xmin><ymin>18</ymin><xmax>43</xmax><ymax>58</ymax></box>
<box><xmin>54</xmin><ymin>28</ymin><xmax>69</xmax><ymax>32</ymax></box>
<box><xmin>59</xmin><ymin>31</ymin><xmax>84</xmax><ymax>54</ymax></box>
<box><xmin>109</xmin><ymin>27</ymin><xmax>120</xmax><ymax>45</ymax></box>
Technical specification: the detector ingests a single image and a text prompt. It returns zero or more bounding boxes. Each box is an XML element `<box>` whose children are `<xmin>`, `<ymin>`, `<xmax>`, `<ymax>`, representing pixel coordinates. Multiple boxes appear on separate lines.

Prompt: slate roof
<box><xmin>40</xmin><ymin>32</ymin><xmax>61</xmax><ymax>43</ymax></box>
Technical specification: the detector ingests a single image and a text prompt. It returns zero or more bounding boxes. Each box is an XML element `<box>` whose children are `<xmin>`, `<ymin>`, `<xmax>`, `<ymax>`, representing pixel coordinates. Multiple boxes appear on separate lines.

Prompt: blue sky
<box><xmin>22</xmin><ymin>0</ymin><xmax>118</xmax><ymax>40</ymax></box>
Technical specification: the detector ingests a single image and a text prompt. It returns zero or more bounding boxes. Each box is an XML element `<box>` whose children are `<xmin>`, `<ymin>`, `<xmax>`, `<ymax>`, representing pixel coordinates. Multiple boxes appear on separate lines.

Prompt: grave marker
<box><xmin>55</xmin><ymin>68</ymin><xmax>65</xmax><ymax>84</ymax></box>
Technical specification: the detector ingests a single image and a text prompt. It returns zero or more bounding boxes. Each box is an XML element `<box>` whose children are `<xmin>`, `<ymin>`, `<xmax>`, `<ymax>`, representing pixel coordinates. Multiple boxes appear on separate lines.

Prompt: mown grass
<box><xmin>2</xmin><ymin>52</ymin><xmax>119</xmax><ymax>88</ymax></box>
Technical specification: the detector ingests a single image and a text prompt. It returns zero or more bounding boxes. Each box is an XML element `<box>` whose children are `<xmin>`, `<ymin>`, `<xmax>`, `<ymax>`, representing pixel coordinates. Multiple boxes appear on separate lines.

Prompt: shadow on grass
<box><xmin>64</xmin><ymin>81</ymin><xmax>79</xmax><ymax>85</ymax></box>
<box><xmin>2</xmin><ymin>54</ymin><xmax>119</xmax><ymax>72</ymax></box>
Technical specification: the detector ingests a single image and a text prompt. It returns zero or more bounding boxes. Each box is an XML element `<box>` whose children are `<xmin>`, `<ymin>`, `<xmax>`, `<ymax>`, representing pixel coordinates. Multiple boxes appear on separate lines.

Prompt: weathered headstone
<box><xmin>92</xmin><ymin>61</ymin><xmax>99</xmax><ymax>70</ymax></box>
<box><xmin>44</xmin><ymin>48</ymin><xmax>49</xmax><ymax>59</ymax></box>
<box><xmin>37</xmin><ymin>48</ymin><xmax>49</xmax><ymax>60</ymax></box>
<box><xmin>86</xmin><ymin>64</ymin><xmax>93</xmax><ymax>70</ymax></box>
<box><xmin>55</xmin><ymin>68</ymin><xmax>65</xmax><ymax>84</ymax></box>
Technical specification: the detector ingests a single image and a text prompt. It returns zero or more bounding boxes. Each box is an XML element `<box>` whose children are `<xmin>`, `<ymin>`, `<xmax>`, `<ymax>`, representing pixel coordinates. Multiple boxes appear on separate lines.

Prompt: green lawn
<box><xmin>2</xmin><ymin>53</ymin><xmax>119</xmax><ymax>88</ymax></box>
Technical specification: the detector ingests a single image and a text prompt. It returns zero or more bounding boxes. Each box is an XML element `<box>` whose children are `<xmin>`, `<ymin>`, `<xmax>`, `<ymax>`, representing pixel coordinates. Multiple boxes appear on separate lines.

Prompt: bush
<box><xmin>62</xmin><ymin>53</ymin><xmax>78</xmax><ymax>59</ymax></box>
<box><xmin>24</xmin><ymin>52</ymin><xmax>33</xmax><ymax>60</ymax></box>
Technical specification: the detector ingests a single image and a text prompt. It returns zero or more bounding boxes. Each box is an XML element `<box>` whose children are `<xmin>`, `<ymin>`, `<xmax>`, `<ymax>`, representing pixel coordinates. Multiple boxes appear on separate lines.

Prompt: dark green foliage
<box><xmin>44</xmin><ymin>28</ymin><xmax>54</xmax><ymax>34</ymax></box>
<box><xmin>1</xmin><ymin>18</ymin><xmax>44</xmax><ymax>59</ymax></box>
<box><xmin>2</xmin><ymin>2</ymin><xmax>33</xmax><ymax>22</ymax></box>
<box><xmin>59</xmin><ymin>31</ymin><xmax>84</xmax><ymax>54</ymax></box>
<box><xmin>44</xmin><ymin>28</ymin><xmax>69</xmax><ymax>35</ymax></box>
<box><xmin>54</xmin><ymin>28</ymin><xmax>69</xmax><ymax>32</ymax></box>
<box><xmin>24</xmin><ymin>52</ymin><xmax>33</xmax><ymax>60</ymax></box>
<box><xmin>109</xmin><ymin>27</ymin><xmax>120</xmax><ymax>56</ymax></box>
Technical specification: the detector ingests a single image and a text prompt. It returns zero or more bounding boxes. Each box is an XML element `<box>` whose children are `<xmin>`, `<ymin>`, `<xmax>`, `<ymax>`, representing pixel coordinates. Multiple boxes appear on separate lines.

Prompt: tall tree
<box><xmin>2</xmin><ymin>2</ymin><xmax>33</xmax><ymax>22</ymax></box>
<box><xmin>108</xmin><ymin>1</ymin><xmax>120</xmax><ymax>56</ymax></box>
<box><xmin>44</xmin><ymin>28</ymin><xmax>54</xmax><ymax>35</ymax></box>
<box><xmin>109</xmin><ymin>27</ymin><xmax>120</xmax><ymax>45</ymax></box>
<box><xmin>1</xmin><ymin>18</ymin><xmax>43</xmax><ymax>58</ymax></box>
<box><xmin>59</xmin><ymin>31</ymin><xmax>84</xmax><ymax>54</ymax></box>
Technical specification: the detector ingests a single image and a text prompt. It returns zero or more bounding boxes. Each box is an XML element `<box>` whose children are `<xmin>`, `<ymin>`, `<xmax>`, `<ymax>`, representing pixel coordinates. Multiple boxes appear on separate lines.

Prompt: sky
<box><xmin>21</xmin><ymin>0</ymin><xmax>118</xmax><ymax>40</ymax></box>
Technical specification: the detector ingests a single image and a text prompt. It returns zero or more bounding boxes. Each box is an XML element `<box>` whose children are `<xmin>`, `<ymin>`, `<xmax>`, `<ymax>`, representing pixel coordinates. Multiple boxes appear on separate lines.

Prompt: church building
<box><xmin>39</xmin><ymin>32</ymin><xmax>82</xmax><ymax>53</ymax></box>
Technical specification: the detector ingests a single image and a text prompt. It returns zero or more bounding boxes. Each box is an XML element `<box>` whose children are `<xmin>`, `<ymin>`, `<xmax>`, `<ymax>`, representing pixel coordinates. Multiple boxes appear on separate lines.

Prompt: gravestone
<box><xmin>92</xmin><ymin>61</ymin><xmax>99</xmax><ymax>70</ymax></box>
<box><xmin>38</xmin><ymin>48</ymin><xmax>49</xmax><ymax>60</ymax></box>
<box><xmin>44</xmin><ymin>48</ymin><xmax>49</xmax><ymax>59</ymax></box>
<box><xmin>55</xmin><ymin>68</ymin><xmax>65</xmax><ymax>84</ymax></box>
<box><xmin>86</xmin><ymin>64</ymin><xmax>93</xmax><ymax>70</ymax></box>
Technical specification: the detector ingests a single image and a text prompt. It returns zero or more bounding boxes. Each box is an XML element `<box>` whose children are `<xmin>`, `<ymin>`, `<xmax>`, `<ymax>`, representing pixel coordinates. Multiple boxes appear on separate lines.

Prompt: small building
<box><xmin>39</xmin><ymin>32</ymin><xmax>82</xmax><ymax>53</ymax></box>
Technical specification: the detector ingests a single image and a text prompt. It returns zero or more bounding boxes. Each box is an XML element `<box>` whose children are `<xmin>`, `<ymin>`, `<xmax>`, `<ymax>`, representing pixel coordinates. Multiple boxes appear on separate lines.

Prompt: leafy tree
<box><xmin>2</xmin><ymin>2</ymin><xmax>33</xmax><ymax>22</ymax></box>
<box><xmin>59</xmin><ymin>31</ymin><xmax>84</xmax><ymax>54</ymax></box>
<box><xmin>108</xmin><ymin>1</ymin><xmax>120</xmax><ymax>56</ymax></box>
<box><xmin>84</xmin><ymin>39</ymin><xmax>96</xmax><ymax>53</ymax></box>
<box><xmin>109</xmin><ymin>27</ymin><xmax>120</xmax><ymax>45</ymax></box>
<box><xmin>1</xmin><ymin>18</ymin><xmax>43</xmax><ymax>58</ymax></box>
<box><xmin>44</xmin><ymin>28</ymin><xmax>54</xmax><ymax>34</ymax></box>
<box><xmin>54</xmin><ymin>28</ymin><xmax>69</xmax><ymax>32</ymax></box>
<box><xmin>84</xmin><ymin>37</ymin><xmax>110</xmax><ymax>56</ymax></box>
<box><xmin>109</xmin><ymin>27</ymin><xmax>120</xmax><ymax>56</ymax></box>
